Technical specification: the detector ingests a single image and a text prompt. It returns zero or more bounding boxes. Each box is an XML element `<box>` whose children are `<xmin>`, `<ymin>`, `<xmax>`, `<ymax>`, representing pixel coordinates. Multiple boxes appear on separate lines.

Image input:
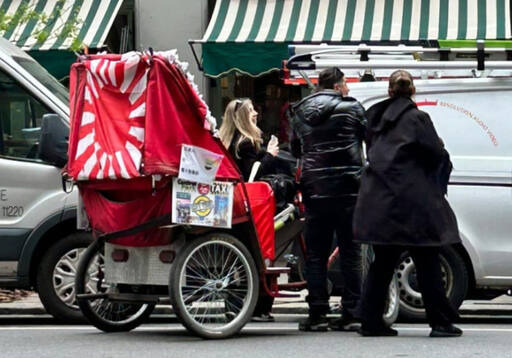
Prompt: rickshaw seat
<box><xmin>79</xmin><ymin>177</ymin><xmax>172</xmax><ymax>247</ymax></box>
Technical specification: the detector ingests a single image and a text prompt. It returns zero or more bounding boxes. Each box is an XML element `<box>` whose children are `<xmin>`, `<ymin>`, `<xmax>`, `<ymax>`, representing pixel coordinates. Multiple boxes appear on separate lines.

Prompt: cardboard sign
<box><xmin>172</xmin><ymin>178</ymin><xmax>233</xmax><ymax>228</ymax></box>
<box><xmin>178</xmin><ymin>144</ymin><xmax>223</xmax><ymax>184</ymax></box>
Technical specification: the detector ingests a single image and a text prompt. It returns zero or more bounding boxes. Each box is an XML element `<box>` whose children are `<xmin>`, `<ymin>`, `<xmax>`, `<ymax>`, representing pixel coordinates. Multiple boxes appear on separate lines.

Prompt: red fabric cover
<box><xmin>242</xmin><ymin>182</ymin><xmax>276</xmax><ymax>261</ymax></box>
<box><xmin>80</xmin><ymin>183</ymin><xmax>171</xmax><ymax>246</ymax></box>
<box><xmin>143</xmin><ymin>57</ymin><xmax>239</xmax><ymax>179</ymax></box>
<box><xmin>232</xmin><ymin>183</ymin><xmax>247</xmax><ymax>219</ymax></box>
<box><xmin>67</xmin><ymin>54</ymin><xmax>239</xmax><ymax>181</ymax></box>
<box><xmin>67</xmin><ymin>54</ymin><xmax>149</xmax><ymax>180</ymax></box>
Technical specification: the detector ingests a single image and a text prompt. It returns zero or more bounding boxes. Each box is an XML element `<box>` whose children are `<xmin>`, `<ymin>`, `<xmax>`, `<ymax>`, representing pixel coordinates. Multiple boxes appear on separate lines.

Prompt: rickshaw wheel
<box><xmin>169</xmin><ymin>232</ymin><xmax>259</xmax><ymax>339</ymax></box>
<box><xmin>75</xmin><ymin>240</ymin><xmax>155</xmax><ymax>332</ymax></box>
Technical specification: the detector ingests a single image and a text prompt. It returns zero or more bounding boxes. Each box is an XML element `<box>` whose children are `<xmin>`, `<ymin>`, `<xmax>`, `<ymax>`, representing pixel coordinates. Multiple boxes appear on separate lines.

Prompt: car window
<box><xmin>0</xmin><ymin>70</ymin><xmax>52</xmax><ymax>162</ymax></box>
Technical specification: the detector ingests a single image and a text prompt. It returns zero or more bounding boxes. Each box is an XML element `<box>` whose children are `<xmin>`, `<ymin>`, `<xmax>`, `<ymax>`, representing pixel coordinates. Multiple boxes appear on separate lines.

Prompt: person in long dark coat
<box><xmin>354</xmin><ymin>70</ymin><xmax>463</xmax><ymax>337</ymax></box>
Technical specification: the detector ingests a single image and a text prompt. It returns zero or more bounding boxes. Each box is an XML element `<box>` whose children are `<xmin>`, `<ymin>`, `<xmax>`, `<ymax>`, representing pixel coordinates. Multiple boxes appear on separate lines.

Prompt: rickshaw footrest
<box><xmin>108</xmin><ymin>293</ymin><xmax>160</xmax><ymax>304</ymax></box>
<box><xmin>264</xmin><ymin>267</ymin><xmax>291</xmax><ymax>276</ymax></box>
<box><xmin>278</xmin><ymin>281</ymin><xmax>307</xmax><ymax>290</ymax></box>
<box><xmin>76</xmin><ymin>292</ymin><xmax>160</xmax><ymax>304</ymax></box>
<box><xmin>273</xmin><ymin>292</ymin><xmax>301</xmax><ymax>298</ymax></box>
<box><xmin>76</xmin><ymin>293</ymin><xmax>108</xmax><ymax>300</ymax></box>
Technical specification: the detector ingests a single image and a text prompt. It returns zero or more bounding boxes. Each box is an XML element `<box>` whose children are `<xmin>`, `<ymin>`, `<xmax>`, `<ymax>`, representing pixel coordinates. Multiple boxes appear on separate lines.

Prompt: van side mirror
<box><xmin>39</xmin><ymin>114</ymin><xmax>69</xmax><ymax>168</ymax></box>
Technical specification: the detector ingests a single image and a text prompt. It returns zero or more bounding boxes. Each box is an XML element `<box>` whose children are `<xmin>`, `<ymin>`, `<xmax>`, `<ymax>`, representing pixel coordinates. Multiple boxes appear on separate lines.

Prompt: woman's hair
<box><xmin>219</xmin><ymin>98</ymin><xmax>262</xmax><ymax>157</ymax></box>
<box><xmin>316</xmin><ymin>67</ymin><xmax>345</xmax><ymax>91</ymax></box>
<box><xmin>388</xmin><ymin>70</ymin><xmax>415</xmax><ymax>98</ymax></box>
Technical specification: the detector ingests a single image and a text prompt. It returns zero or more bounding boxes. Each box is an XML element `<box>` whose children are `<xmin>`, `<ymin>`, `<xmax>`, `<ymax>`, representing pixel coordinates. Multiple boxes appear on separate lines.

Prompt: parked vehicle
<box><xmin>0</xmin><ymin>37</ymin><xmax>92</xmax><ymax>321</ymax></box>
<box><xmin>287</xmin><ymin>43</ymin><xmax>512</xmax><ymax>320</ymax></box>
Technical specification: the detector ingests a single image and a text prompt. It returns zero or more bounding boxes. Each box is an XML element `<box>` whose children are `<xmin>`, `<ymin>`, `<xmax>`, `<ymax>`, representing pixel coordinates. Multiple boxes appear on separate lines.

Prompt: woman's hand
<box><xmin>267</xmin><ymin>135</ymin><xmax>279</xmax><ymax>157</ymax></box>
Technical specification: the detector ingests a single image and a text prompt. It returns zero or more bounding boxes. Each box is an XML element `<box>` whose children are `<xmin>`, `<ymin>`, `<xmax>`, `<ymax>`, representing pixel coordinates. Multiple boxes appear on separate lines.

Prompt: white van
<box><xmin>0</xmin><ymin>37</ymin><xmax>91</xmax><ymax>321</ymax></box>
<box><xmin>288</xmin><ymin>44</ymin><xmax>512</xmax><ymax>319</ymax></box>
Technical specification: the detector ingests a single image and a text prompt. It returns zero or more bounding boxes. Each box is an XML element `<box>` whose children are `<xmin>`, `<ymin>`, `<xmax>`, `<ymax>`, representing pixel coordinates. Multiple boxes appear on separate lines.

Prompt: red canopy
<box><xmin>67</xmin><ymin>52</ymin><xmax>239</xmax><ymax>181</ymax></box>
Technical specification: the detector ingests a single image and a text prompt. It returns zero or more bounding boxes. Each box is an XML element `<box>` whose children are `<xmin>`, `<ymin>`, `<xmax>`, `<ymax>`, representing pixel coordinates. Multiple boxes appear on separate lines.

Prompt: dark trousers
<box><xmin>361</xmin><ymin>245</ymin><xmax>459</xmax><ymax>329</ymax></box>
<box><xmin>304</xmin><ymin>199</ymin><xmax>362</xmax><ymax>317</ymax></box>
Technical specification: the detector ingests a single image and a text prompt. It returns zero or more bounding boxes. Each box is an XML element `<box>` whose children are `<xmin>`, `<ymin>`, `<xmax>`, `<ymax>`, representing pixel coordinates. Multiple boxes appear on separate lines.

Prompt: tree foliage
<box><xmin>0</xmin><ymin>0</ymin><xmax>82</xmax><ymax>51</ymax></box>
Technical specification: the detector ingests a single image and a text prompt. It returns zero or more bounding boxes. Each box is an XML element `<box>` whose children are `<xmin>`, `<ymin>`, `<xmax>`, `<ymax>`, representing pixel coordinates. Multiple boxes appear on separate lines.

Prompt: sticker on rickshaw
<box><xmin>172</xmin><ymin>178</ymin><xmax>233</xmax><ymax>228</ymax></box>
<box><xmin>178</xmin><ymin>144</ymin><xmax>223</xmax><ymax>184</ymax></box>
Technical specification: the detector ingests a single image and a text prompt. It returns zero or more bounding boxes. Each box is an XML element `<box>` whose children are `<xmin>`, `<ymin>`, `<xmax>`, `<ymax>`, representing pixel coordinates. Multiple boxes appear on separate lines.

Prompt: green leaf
<box><xmin>36</xmin><ymin>30</ymin><xmax>49</xmax><ymax>44</ymax></box>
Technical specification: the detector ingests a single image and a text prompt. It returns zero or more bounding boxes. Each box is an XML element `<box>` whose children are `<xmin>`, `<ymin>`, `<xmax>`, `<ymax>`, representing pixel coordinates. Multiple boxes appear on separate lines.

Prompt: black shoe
<box><xmin>251</xmin><ymin>313</ymin><xmax>275</xmax><ymax>322</ymax></box>
<box><xmin>358</xmin><ymin>326</ymin><xmax>398</xmax><ymax>337</ymax></box>
<box><xmin>329</xmin><ymin>315</ymin><xmax>361</xmax><ymax>331</ymax></box>
<box><xmin>430</xmin><ymin>324</ymin><xmax>463</xmax><ymax>337</ymax></box>
<box><xmin>298</xmin><ymin>315</ymin><xmax>329</xmax><ymax>332</ymax></box>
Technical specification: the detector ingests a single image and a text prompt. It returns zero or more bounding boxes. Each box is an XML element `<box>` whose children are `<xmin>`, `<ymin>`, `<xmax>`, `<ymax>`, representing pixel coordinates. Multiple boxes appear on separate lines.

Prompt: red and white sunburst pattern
<box><xmin>74</xmin><ymin>53</ymin><xmax>149</xmax><ymax>180</ymax></box>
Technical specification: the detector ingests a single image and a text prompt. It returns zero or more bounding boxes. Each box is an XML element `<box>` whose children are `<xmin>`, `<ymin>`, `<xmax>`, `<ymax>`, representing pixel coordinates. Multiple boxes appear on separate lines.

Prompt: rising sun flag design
<box><xmin>71</xmin><ymin>52</ymin><xmax>149</xmax><ymax>180</ymax></box>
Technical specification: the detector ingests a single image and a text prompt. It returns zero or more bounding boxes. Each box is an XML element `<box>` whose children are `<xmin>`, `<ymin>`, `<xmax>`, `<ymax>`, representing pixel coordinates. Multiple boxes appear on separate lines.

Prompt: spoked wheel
<box><xmin>75</xmin><ymin>240</ymin><xmax>155</xmax><ymax>332</ymax></box>
<box><xmin>362</xmin><ymin>244</ymin><xmax>400</xmax><ymax>327</ymax></box>
<box><xmin>169</xmin><ymin>233</ymin><xmax>259</xmax><ymax>339</ymax></box>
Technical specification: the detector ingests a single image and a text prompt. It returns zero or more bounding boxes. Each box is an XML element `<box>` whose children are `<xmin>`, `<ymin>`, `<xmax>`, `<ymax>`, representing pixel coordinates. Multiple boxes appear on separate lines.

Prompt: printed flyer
<box><xmin>178</xmin><ymin>144</ymin><xmax>223</xmax><ymax>184</ymax></box>
<box><xmin>172</xmin><ymin>178</ymin><xmax>233</xmax><ymax>228</ymax></box>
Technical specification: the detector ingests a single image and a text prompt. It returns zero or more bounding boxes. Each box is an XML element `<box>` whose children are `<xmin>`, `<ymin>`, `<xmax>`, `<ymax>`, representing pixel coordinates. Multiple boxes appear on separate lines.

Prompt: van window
<box><xmin>0</xmin><ymin>70</ymin><xmax>52</xmax><ymax>162</ymax></box>
<box><xmin>13</xmin><ymin>56</ymin><xmax>69</xmax><ymax>106</ymax></box>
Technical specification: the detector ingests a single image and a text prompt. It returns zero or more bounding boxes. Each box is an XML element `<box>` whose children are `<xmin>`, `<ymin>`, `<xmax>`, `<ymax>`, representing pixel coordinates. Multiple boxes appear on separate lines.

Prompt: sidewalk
<box><xmin>1</xmin><ymin>290</ymin><xmax>512</xmax><ymax>316</ymax></box>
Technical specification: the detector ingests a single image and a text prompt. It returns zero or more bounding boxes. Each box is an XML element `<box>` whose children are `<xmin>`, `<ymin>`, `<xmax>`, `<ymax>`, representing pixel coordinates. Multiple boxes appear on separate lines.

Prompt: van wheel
<box><xmin>397</xmin><ymin>246</ymin><xmax>468</xmax><ymax>321</ymax></box>
<box><xmin>36</xmin><ymin>232</ymin><xmax>93</xmax><ymax>322</ymax></box>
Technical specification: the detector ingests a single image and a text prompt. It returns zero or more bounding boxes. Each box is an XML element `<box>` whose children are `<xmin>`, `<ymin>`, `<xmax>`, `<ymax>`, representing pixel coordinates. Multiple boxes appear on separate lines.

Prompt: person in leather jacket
<box><xmin>289</xmin><ymin>67</ymin><xmax>366</xmax><ymax>331</ymax></box>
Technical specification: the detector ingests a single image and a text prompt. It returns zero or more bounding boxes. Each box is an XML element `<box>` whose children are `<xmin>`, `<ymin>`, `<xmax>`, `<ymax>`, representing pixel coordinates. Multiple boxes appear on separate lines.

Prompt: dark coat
<box><xmin>289</xmin><ymin>90</ymin><xmax>366</xmax><ymax>201</ymax></box>
<box><xmin>353</xmin><ymin>96</ymin><xmax>460</xmax><ymax>247</ymax></box>
<box><xmin>228</xmin><ymin>132</ymin><xmax>277</xmax><ymax>181</ymax></box>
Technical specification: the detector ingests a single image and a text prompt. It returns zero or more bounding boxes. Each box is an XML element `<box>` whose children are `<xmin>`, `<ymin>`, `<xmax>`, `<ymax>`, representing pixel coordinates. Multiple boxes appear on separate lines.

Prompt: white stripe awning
<box><xmin>202</xmin><ymin>0</ymin><xmax>512</xmax><ymax>43</ymax></box>
<box><xmin>0</xmin><ymin>0</ymin><xmax>123</xmax><ymax>50</ymax></box>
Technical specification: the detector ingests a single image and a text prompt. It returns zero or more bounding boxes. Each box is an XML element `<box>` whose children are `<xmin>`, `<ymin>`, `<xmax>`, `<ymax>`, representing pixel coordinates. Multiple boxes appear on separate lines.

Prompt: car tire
<box><xmin>396</xmin><ymin>245</ymin><xmax>469</xmax><ymax>321</ymax></box>
<box><xmin>36</xmin><ymin>232</ymin><xmax>93</xmax><ymax>322</ymax></box>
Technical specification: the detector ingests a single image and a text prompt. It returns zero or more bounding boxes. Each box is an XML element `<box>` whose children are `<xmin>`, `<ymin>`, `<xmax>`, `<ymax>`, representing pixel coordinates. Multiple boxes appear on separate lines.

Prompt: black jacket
<box><xmin>353</xmin><ymin>96</ymin><xmax>460</xmax><ymax>247</ymax></box>
<box><xmin>228</xmin><ymin>132</ymin><xmax>277</xmax><ymax>181</ymax></box>
<box><xmin>289</xmin><ymin>90</ymin><xmax>366</xmax><ymax>201</ymax></box>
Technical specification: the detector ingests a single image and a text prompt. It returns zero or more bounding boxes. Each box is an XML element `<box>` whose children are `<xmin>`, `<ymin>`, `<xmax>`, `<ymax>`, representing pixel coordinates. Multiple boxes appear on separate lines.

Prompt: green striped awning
<box><xmin>0</xmin><ymin>0</ymin><xmax>123</xmax><ymax>51</ymax></box>
<box><xmin>199</xmin><ymin>0</ymin><xmax>512</xmax><ymax>77</ymax></box>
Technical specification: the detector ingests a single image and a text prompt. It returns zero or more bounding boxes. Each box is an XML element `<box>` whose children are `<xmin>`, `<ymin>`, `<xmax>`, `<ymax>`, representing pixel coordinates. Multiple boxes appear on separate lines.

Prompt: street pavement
<box><xmin>0</xmin><ymin>321</ymin><xmax>511</xmax><ymax>358</ymax></box>
<box><xmin>1</xmin><ymin>292</ymin><xmax>512</xmax><ymax>357</ymax></box>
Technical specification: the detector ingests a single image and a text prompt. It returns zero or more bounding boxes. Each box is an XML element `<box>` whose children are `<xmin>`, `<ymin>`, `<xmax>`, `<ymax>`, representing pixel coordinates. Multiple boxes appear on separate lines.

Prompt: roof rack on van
<box><xmin>287</xmin><ymin>41</ymin><xmax>512</xmax><ymax>72</ymax></box>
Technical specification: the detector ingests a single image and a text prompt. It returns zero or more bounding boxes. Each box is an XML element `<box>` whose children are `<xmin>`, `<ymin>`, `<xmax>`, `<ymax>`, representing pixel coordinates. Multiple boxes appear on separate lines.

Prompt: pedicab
<box><xmin>68</xmin><ymin>49</ymin><xmax>399</xmax><ymax>339</ymax></box>
<box><xmin>68</xmin><ymin>49</ymin><xmax>302</xmax><ymax>339</ymax></box>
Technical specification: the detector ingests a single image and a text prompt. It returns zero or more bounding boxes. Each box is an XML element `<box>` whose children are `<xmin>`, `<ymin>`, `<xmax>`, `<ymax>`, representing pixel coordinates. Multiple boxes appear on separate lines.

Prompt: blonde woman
<box><xmin>220</xmin><ymin>98</ymin><xmax>279</xmax><ymax>181</ymax></box>
<box><xmin>220</xmin><ymin>98</ymin><xmax>280</xmax><ymax>322</ymax></box>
